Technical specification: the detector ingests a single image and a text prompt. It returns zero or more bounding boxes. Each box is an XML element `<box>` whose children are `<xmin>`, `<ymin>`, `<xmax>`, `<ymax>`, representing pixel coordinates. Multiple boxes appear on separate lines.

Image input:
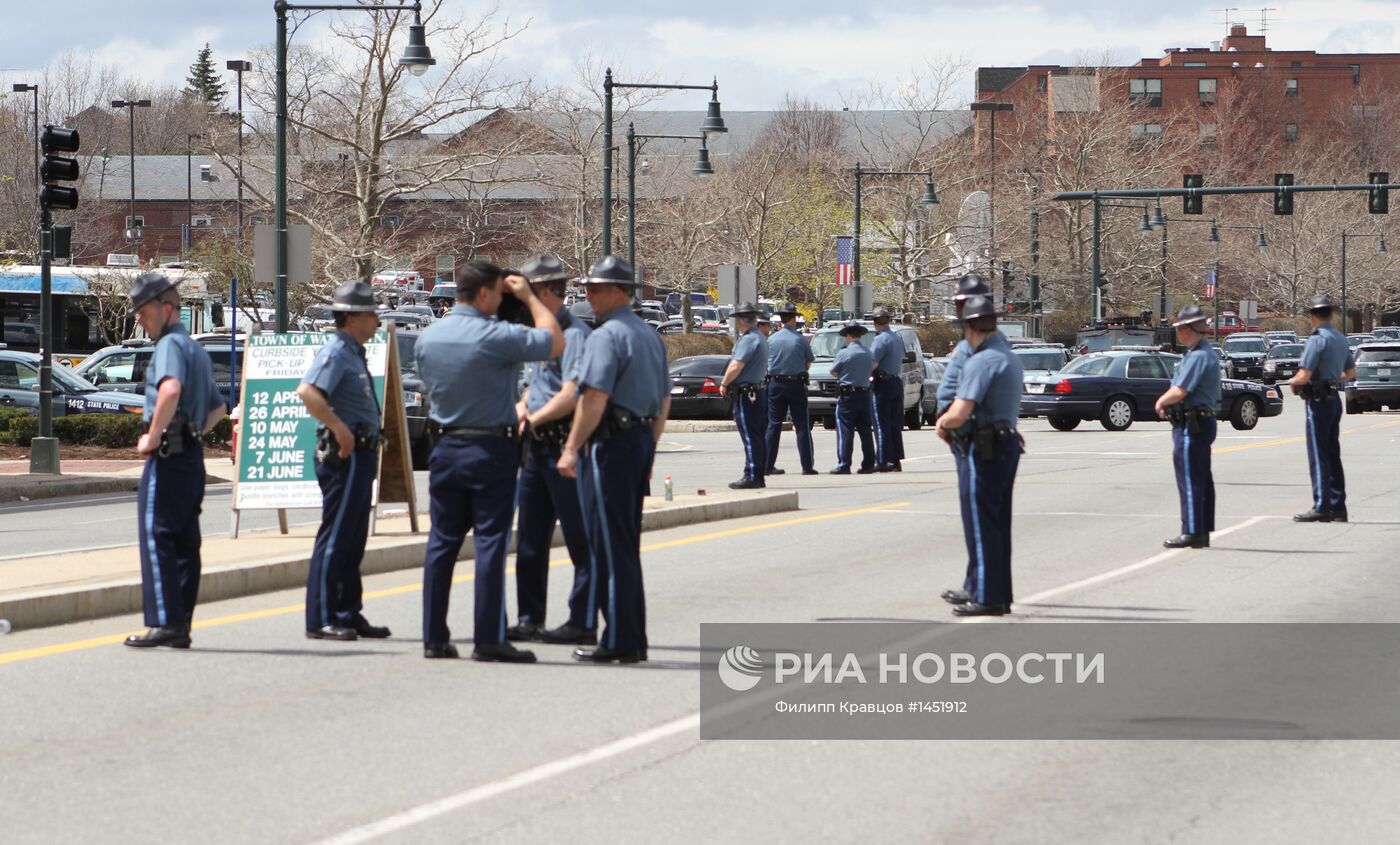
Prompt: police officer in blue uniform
<box><xmin>1290</xmin><ymin>294</ymin><xmax>1357</xmax><ymax>522</ymax></box>
<box><xmin>558</xmin><ymin>256</ymin><xmax>670</xmax><ymax>664</ymax></box>
<box><xmin>868</xmin><ymin>306</ymin><xmax>906</xmax><ymax>472</ymax></box>
<box><xmin>507</xmin><ymin>254</ymin><xmax>597</xmax><ymax>646</ymax></box>
<box><xmin>1154</xmin><ymin>305</ymin><xmax>1221</xmax><ymax>549</ymax></box>
<box><xmin>720</xmin><ymin>301</ymin><xmax>769</xmax><ymax>489</ymax></box>
<box><xmin>829</xmin><ymin>322</ymin><xmax>877</xmax><ymax>475</ymax></box>
<box><xmin>934</xmin><ymin>275</ymin><xmax>992</xmax><ymax>422</ymax></box>
<box><xmin>125</xmin><ymin>272</ymin><xmax>226</xmax><ymax>649</ymax></box>
<box><xmin>415</xmin><ymin>260</ymin><xmax>564</xmax><ymax>661</ymax></box>
<box><xmin>764</xmin><ymin>302</ymin><xmax>816</xmax><ymax>476</ymax></box>
<box><xmin>296</xmin><ymin>280</ymin><xmax>391</xmax><ymax>641</ymax></box>
<box><xmin>935</xmin><ymin>296</ymin><xmax>1023</xmax><ymax>617</ymax></box>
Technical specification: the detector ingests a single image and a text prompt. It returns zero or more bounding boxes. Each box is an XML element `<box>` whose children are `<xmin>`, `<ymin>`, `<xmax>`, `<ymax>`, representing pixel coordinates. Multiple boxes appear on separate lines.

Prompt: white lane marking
<box><xmin>311</xmin><ymin>714</ymin><xmax>700</xmax><ymax>845</ymax></box>
<box><xmin>871</xmin><ymin>509</ymin><xmax>1260</xmax><ymax>519</ymax></box>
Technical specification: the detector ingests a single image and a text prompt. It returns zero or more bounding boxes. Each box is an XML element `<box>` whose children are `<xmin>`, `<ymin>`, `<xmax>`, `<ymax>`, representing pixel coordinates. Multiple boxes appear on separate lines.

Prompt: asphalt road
<box><xmin>4</xmin><ymin>407</ymin><xmax>1400</xmax><ymax>844</ymax></box>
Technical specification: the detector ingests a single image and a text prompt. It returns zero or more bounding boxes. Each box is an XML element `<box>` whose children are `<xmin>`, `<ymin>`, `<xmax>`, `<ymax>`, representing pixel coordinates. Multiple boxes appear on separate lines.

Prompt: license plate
<box><xmin>1026</xmin><ymin>384</ymin><xmax>1045</xmax><ymax>394</ymax></box>
<box><xmin>1380</xmin><ymin>369</ymin><xmax>1392</xmax><ymax>376</ymax></box>
<box><xmin>671</xmin><ymin>385</ymin><xmax>685</xmax><ymax>395</ymax></box>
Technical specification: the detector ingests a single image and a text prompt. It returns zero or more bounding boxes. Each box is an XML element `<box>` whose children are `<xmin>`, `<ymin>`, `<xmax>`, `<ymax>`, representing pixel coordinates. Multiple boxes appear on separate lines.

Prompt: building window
<box><xmin>1284</xmin><ymin>123</ymin><xmax>1299</xmax><ymax>142</ymax></box>
<box><xmin>1290</xmin><ymin>60</ymin><xmax>1302</xmax><ymax>68</ymax></box>
<box><xmin>1285</xmin><ymin>79</ymin><xmax>1299</xmax><ymax>97</ymax></box>
<box><xmin>1129</xmin><ymin>78</ymin><xmax>1162</xmax><ymax>107</ymax></box>
<box><xmin>1130</xmin><ymin>123</ymin><xmax>1163</xmax><ymax>145</ymax></box>
<box><xmin>1184</xmin><ymin>61</ymin><xmax>1207</xmax><ymax>68</ymax></box>
<box><xmin>125</xmin><ymin>215</ymin><xmax>145</xmax><ymax>230</ymax></box>
<box><xmin>487</xmin><ymin>211</ymin><xmax>528</xmax><ymax>226</ymax></box>
<box><xmin>249</xmin><ymin>213</ymin><xmax>266</xmax><ymax>225</ymax></box>
<box><xmin>1353</xmin><ymin>104</ymin><xmax>1380</xmax><ymax>120</ymax></box>
<box><xmin>379</xmin><ymin>213</ymin><xmax>402</xmax><ymax>228</ymax></box>
<box><xmin>190</xmin><ymin>215</ymin><xmax>213</xmax><ymax>228</ymax></box>
<box><xmin>435</xmin><ymin>254</ymin><xmax>456</xmax><ymax>284</ymax></box>
<box><xmin>1199</xmin><ymin>124</ymin><xmax>1217</xmax><ymax>145</ymax></box>
<box><xmin>443</xmin><ymin>214</ymin><xmax>465</xmax><ymax>227</ymax></box>
<box><xmin>1198</xmin><ymin>78</ymin><xmax>1217</xmax><ymax>106</ymax></box>
<box><xmin>1351</xmin><ymin>64</ymin><xmax>1361</xmax><ymax>85</ymax></box>
<box><xmin>1036</xmin><ymin>75</ymin><xmax>1047</xmax><ymax>92</ymax></box>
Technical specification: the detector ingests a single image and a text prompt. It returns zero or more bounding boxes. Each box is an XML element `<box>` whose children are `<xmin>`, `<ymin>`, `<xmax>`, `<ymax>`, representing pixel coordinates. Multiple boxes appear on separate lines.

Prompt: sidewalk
<box><xmin>0</xmin><ymin>489</ymin><xmax>799</xmax><ymax>631</ymax></box>
<box><xmin>0</xmin><ymin>455</ymin><xmax>235</xmax><ymax>502</ymax></box>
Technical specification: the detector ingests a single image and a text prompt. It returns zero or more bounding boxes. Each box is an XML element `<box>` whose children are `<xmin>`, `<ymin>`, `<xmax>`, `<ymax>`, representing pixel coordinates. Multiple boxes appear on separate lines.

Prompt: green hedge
<box><xmin>0</xmin><ymin>411</ymin><xmax>231</xmax><ymax>448</ymax></box>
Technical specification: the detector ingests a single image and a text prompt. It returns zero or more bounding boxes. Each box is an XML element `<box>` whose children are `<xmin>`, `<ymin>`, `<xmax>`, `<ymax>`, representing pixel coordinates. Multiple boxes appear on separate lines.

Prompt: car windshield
<box><xmin>51</xmin><ymin>362</ymin><xmax>101</xmax><ymax>393</ymax></box>
<box><xmin>669</xmin><ymin>357</ymin><xmax>727</xmax><ymax>376</ymax></box>
<box><xmin>1357</xmin><ymin>349</ymin><xmax>1400</xmax><ymax>363</ymax></box>
<box><xmin>1015</xmin><ymin>352</ymin><xmax>1064</xmax><ymax>371</ymax></box>
<box><xmin>1267</xmin><ymin>344</ymin><xmax>1304</xmax><ymax>359</ymax></box>
<box><xmin>1348</xmin><ymin>336</ymin><xmax>1374</xmax><ymax>346</ymax></box>
<box><xmin>692</xmin><ymin>307</ymin><xmax>721</xmax><ymax>322</ymax></box>
<box><xmin>396</xmin><ymin>333</ymin><xmax>417</xmax><ymax>372</ymax></box>
<box><xmin>1061</xmin><ymin>354</ymin><xmax>1113</xmax><ymax>376</ymax></box>
<box><xmin>1225</xmin><ymin>338</ymin><xmax>1266</xmax><ymax>353</ymax></box>
<box><xmin>810</xmin><ymin>332</ymin><xmax>873</xmax><ymax>359</ymax></box>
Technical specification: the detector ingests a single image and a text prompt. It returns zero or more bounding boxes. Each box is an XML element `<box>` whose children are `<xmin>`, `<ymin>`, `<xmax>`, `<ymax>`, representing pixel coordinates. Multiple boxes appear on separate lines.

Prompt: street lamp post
<box><xmin>1089</xmin><ymin>196</ymin><xmax>1158</xmax><ymax>321</ymax></box>
<box><xmin>273</xmin><ymin>1</ymin><xmax>434</xmax><ymax>333</ymax></box>
<box><xmin>11</xmin><ymin>84</ymin><xmax>39</xmax><ymax>231</ymax></box>
<box><xmin>225</xmin><ymin>60</ymin><xmax>252</xmax><ymax>245</ymax></box>
<box><xmin>111</xmin><ymin>98</ymin><xmax>151</xmax><ymax>254</ymax></box>
<box><xmin>625</xmin><ymin>122</ymin><xmax>714</xmax><ymax>288</ymax></box>
<box><xmin>1340</xmin><ymin>230</ymin><xmax>1386</xmax><ymax>334</ymax></box>
<box><xmin>970</xmin><ymin>101</ymin><xmax>1014</xmax><ymax>289</ymax></box>
<box><xmin>225</xmin><ymin>59</ymin><xmax>251</xmax><ymax>408</ymax></box>
<box><xmin>601</xmin><ymin>70</ymin><xmax>726</xmax><ymax>261</ymax></box>
<box><xmin>1169</xmin><ymin>217</ymin><xmax>1267</xmax><ymax>340</ymax></box>
<box><xmin>851</xmin><ymin>162</ymin><xmax>940</xmax><ymax>315</ymax></box>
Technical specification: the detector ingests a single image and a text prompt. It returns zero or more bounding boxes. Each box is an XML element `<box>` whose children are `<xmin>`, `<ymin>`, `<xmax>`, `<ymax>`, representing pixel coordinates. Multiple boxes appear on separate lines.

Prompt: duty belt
<box><xmin>141</xmin><ymin>411</ymin><xmax>200</xmax><ymax>458</ymax></box>
<box><xmin>873</xmin><ymin>370</ymin><xmax>896</xmax><ymax>381</ymax></box>
<box><xmin>442</xmin><ymin>425</ymin><xmax>517</xmax><ymax>442</ymax></box>
<box><xmin>769</xmin><ymin>373</ymin><xmax>807</xmax><ymax>383</ymax></box>
<box><xmin>838</xmin><ymin>384</ymin><xmax>871</xmax><ymax>395</ymax></box>
<box><xmin>1166</xmin><ymin>404</ymin><xmax>1214</xmax><ymax>433</ymax></box>
<box><xmin>594</xmin><ymin>406</ymin><xmax>655</xmax><ymax>442</ymax></box>
<box><xmin>951</xmin><ymin>422</ymin><xmax>1021</xmax><ymax>461</ymax></box>
<box><xmin>315</xmin><ymin>423</ymin><xmax>383</xmax><ymax>467</ymax></box>
<box><xmin>1299</xmin><ymin>380</ymin><xmax>1340</xmax><ymax>401</ymax></box>
<box><xmin>529</xmin><ymin>419</ymin><xmax>571</xmax><ymax>447</ymax></box>
<box><xmin>734</xmin><ymin>382</ymin><xmax>764</xmax><ymax>396</ymax></box>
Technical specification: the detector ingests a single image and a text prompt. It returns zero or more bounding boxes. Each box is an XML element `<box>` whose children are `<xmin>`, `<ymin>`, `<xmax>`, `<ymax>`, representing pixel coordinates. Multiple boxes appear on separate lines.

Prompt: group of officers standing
<box><xmin>119</xmin><ymin>260</ymin><xmax>1360</xmax><ymax>650</ymax></box>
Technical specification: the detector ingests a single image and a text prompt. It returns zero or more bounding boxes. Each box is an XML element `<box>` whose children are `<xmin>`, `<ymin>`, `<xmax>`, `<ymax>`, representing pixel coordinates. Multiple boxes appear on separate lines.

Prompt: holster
<box><xmin>152</xmin><ymin>411</ymin><xmax>198</xmax><ymax>458</ymax></box>
<box><xmin>972</xmin><ymin>422</ymin><xmax>1017</xmax><ymax>462</ymax></box>
<box><xmin>1300</xmin><ymin>380</ymin><xmax>1339</xmax><ymax>401</ymax></box>
<box><xmin>530</xmin><ymin>419</ymin><xmax>571</xmax><ymax>448</ymax></box>
<box><xmin>594</xmin><ymin>406</ymin><xmax>655</xmax><ymax>443</ymax></box>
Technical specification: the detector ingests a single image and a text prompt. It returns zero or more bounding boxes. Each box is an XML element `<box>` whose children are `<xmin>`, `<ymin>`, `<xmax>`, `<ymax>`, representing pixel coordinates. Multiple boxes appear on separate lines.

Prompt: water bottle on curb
<box><xmin>0</xmin><ymin>619</ymin><xmax>11</xmax><ymax>635</ymax></box>
<box><xmin>663</xmin><ymin>475</ymin><xmax>674</xmax><ymax>502</ymax></box>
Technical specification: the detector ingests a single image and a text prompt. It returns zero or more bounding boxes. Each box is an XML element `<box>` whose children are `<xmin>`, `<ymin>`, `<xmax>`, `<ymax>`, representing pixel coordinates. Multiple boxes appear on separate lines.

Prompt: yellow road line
<box><xmin>0</xmin><ymin>501</ymin><xmax>909</xmax><ymax>667</ymax></box>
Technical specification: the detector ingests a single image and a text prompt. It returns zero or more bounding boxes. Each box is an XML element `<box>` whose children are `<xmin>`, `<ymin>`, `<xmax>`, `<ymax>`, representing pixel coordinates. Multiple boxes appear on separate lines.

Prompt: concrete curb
<box><xmin>0</xmin><ymin>476</ymin><xmax>140</xmax><ymax>504</ymax></box>
<box><xmin>0</xmin><ymin>490</ymin><xmax>799</xmax><ymax>631</ymax></box>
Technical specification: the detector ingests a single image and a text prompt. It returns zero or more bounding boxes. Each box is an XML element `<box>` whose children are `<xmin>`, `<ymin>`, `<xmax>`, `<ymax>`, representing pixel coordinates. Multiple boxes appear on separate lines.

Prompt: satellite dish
<box><xmin>953</xmin><ymin>191</ymin><xmax>991</xmax><ymax>257</ymax></box>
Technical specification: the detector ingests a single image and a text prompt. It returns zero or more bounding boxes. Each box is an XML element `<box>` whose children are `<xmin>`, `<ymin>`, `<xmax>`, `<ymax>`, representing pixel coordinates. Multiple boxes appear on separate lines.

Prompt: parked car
<box><xmin>667</xmin><ymin>355</ymin><xmax>732</xmax><ymax>419</ymax></box>
<box><xmin>427</xmin><ymin>283</ymin><xmax>457</xmax><ymax>315</ymax></box>
<box><xmin>807</xmin><ymin>322</ymin><xmax>925</xmax><ymax>430</ymax></box>
<box><xmin>74</xmin><ymin>338</ymin><xmax>244</xmax><ymax>408</ymax></box>
<box><xmin>396</xmin><ymin>304</ymin><xmax>436</xmax><ymax>325</ymax></box>
<box><xmin>1346</xmin><ymin>341</ymin><xmax>1400</xmax><ymax>414</ymax></box>
<box><xmin>1021</xmin><ymin>350</ymin><xmax>1283</xmax><ymax>431</ymax></box>
<box><xmin>1263</xmin><ymin>330</ymin><xmax>1299</xmax><ymax>347</ymax></box>
<box><xmin>921</xmin><ymin>357</ymin><xmax>945</xmax><ymax>423</ymax></box>
<box><xmin>1013</xmin><ymin>346</ymin><xmax>1071</xmax><ymax>381</ymax></box>
<box><xmin>1370</xmin><ymin>326</ymin><xmax>1400</xmax><ymax>341</ymax></box>
<box><xmin>1221</xmin><ymin>333</ymin><xmax>1269</xmax><ymax>380</ymax></box>
<box><xmin>378</xmin><ymin>310</ymin><xmax>431</xmax><ymax>330</ymax></box>
<box><xmin>1261</xmin><ymin>342</ymin><xmax>1304</xmax><ymax>385</ymax></box>
<box><xmin>663</xmin><ymin>291</ymin><xmax>715</xmax><ymax>315</ymax></box>
<box><xmin>636</xmin><ymin>306</ymin><xmax>667</xmax><ymax>324</ymax></box>
<box><xmin>0</xmin><ymin>350</ymin><xmax>145</xmax><ymax>417</ymax></box>
<box><xmin>690</xmin><ymin>306</ymin><xmax>728</xmax><ymax>333</ymax></box>
<box><xmin>1347</xmin><ymin>334</ymin><xmax>1376</xmax><ymax>350</ymax></box>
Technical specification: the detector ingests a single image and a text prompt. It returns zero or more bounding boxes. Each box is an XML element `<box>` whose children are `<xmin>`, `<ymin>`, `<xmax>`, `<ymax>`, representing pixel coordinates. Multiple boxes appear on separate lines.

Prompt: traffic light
<box><xmin>40</xmin><ymin>125</ymin><xmax>80</xmax><ymax>212</ymax></box>
<box><xmin>1369</xmin><ymin>171</ymin><xmax>1389</xmax><ymax>214</ymax></box>
<box><xmin>1183</xmin><ymin>174</ymin><xmax>1204</xmax><ymax>215</ymax></box>
<box><xmin>1274</xmin><ymin>173</ymin><xmax>1294</xmax><ymax>215</ymax></box>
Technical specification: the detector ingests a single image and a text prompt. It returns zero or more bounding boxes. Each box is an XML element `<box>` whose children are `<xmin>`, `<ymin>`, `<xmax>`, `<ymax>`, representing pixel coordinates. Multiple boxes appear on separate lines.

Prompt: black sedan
<box><xmin>1261</xmin><ymin>342</ymin><xmax>1304</xmax><ymax>385</ymax></box>
<box><xmin>1021</xmin><ymin>350</ymin><xmax>1284</xmax><ymax>431</ymax></box>
<box><xmin>668</xmin><ymin>355</ymin><xmax>731</xmax><ymax>419</ymax></box>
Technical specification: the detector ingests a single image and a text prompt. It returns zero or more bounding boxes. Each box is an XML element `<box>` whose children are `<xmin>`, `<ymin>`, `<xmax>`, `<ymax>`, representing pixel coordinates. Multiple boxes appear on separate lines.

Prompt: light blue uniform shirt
<box><xmin>767</xmin><ymin>326</ymin><xmax>814</xmax><ymax>375</ymax></box>
<box><xmin>144</xmin><ymin>322</ymin><xmax>222</xmax><ymax>427</ymax></box>
<box><xmin>730</xmin><ymin>328</ymin><xmax>769</xmax><ymax>385</ymax></box>
<box><xmin>1299</xmin><ymin>323</ymin><xmax>1355</xmax><ymax>383</ymax></box>
<box><xmin>525</xmin><ymin>307</ymin><xmax>592</xmax><ymax>414</ymax></box>
<box><xmin>870</xmin><ymin>328</ymin><xmax>904</xmax><ymax>374</ymax></box>
<box><xmin>957</xmin><ymin>341</ymin><xmax>1024</xmax><ymax>426</ymax></box>
<box><xmin>938</xmin><ymin>332</ymin><xmax>1010</xmax><ymax>412</ymax></box>
<box><xmin>575</xmin><ymin>304</ymin><xmax>668</xmax><ymax>418</ymax></box>
<box><xmin>416</xmin><ymin>304</ymin><xmax>553</xmax><ymax>428</ymax></box>
<box><xmin>301</xmin><ymin>331</ymin><xmax>381</xmax><ymax>434</ymax></box>
<box><xmin>1172</xmin><ymin>340</ymin><xmax>1222</xmax><ymax>410</ymax></box>
<box><xmin>831</xmin><ymin>341</ymin><xmax>875</xmax><ymax>387</ymax></box>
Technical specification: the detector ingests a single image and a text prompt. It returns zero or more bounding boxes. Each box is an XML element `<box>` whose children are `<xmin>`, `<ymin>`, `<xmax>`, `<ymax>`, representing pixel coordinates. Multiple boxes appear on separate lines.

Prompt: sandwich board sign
<box><xmin>230</xmin><ymin>325</ymin><xmax>418</xmax><ymax>537</ymax></box>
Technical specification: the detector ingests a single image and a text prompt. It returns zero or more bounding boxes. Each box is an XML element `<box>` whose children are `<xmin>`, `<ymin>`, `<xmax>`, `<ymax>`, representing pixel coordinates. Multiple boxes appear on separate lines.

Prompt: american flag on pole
<box><xmin>1204</xmin><ymin>267</ymin><xmax>1217</xmax><ymax>298</ymax></box>
<box><xmin>836</xmin><ymin>236</ymin><xmax>854</xmax><ymax>286</ymax></box>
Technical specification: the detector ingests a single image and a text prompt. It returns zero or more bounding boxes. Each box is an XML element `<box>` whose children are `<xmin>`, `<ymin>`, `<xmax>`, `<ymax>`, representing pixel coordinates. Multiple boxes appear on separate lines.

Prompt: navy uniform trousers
<box><xmin>957</xmin><ymin>436</ymin><xmax>1020</xmax><ymax>605</ymax></box>
<box><xmin>577</xmin><ymin>424</ymin><xmax>655</xmax><ymax>653</ymax></box>
<box><xmin>1171</xmin><ymin>414</ymin><xmax>1217</xmax><ymax>536</ymax></box>
<box><xmin>516</xmin><ymin>439</ymin><xmax>594</xmax><ymax>630</ymax></box>
<box><xmin>1305</xmin><ymin>394</ymin><xmax>1347</xmax><ymax>513</ymax></box>
<box><xmin>137</xmin><ymin>447</ymin><xmax>206</xmax><ymax>630</ymax></box>
<box><xmin>305</xmin><ymin>446</ymin><xmax>378</xmax><ymax>631</ymax></box>
<box><xmin>765</xmin><ymin>378</ymin><xmax>814</xmax><ymax>472</ymax></box>
<box><xmin>422</xmin><ymin>434</ymin><xmax>518</xmax><ymax>646</ymax></box>
<box><xmin>872</xmin><ymin>376</ymin><xmax>905</xmax><ymax>466</ymax></box>
<box><xmin>733</xmin><ymin>386</ymin><xmax>768</xmax><ymax>482</ymax></box>
<box><xmin>834</xmin><ymin>389</ymin><xmax>875</xmax><ymax>471</ymax></box>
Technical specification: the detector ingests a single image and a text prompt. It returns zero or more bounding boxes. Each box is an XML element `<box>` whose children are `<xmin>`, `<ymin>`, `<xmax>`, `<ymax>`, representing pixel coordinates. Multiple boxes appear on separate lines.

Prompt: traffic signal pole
<box><xmin>30</xmin><ymin>206</ymin><xmax>58</xmax><ymax>474</ymax></box>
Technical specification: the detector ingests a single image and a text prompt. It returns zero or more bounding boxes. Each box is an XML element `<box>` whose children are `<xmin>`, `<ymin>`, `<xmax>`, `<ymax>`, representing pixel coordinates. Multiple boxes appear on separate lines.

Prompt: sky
<box><xmin>4</xmin><ymin>0</ymin><xmax>1400</xmax><ymax>109</ymax></box>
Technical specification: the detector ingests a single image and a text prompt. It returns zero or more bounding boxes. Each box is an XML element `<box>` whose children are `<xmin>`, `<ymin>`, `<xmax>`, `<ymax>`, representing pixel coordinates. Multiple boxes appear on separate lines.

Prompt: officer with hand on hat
<box><xmin>935</xmin><ymin>296</ymin><xmax>1023</xmax><ymax>617</ymax></box>
<box><xmin>1154</xmin><ymin>305</ymin><xmax>1220</xmax><ymax>549</ymax></box>
<box><xmin>1290</xmin><ymin>294</ymin><xmax>1357</xmax><ymax>522</ymax></box>
<box><xmin>415</xmin><ymin>260</ymin><xmax>564</xmax><ymax>662</ymax></box>
<box><xmin>720</xmin><ymin>301</ymin><xmax>770</xmax><ymax>489</ymax></box>
<box><xmin>125</xmin><ymin>272</ymin><xmax>226</xmax><ymax>649</ymax></box>
<box><xmin>829</xmin><ymin>321</ymin><xmax>877</xmax><ymax>474</ymax></box>
<box><xmin>558</xmin><ymin>256</ymin><xmax>670</xmax><ymax>664</ymax></box>
<box><xmin>935</xmin><ymin>274</ymin><xmax>993</xmax><ymax>421</ymax></box>
<box><xmin>868</xmin><ymin>305</ymin><xmax>906</xmax><ymax>472</ymax></box>
<box><xmin>764</xmin><ymin>302</ymin><xmax>817</xmax><ymax>476</ymax></box>
<box><xmin>507</xmin><ymin>254</ymin><xmax>597</xmax><ymax>647</ymax></box>
<box><xmin>295</xmin><ymin>280</ymin><xmax>392</xmax><ymax>642</ymax></box>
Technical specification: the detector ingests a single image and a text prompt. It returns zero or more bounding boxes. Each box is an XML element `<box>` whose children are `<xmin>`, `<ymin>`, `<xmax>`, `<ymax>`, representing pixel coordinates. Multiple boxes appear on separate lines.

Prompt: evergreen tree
<box><xmin>184</xmin><ymin>43</ymin><xmax>227</xmax><ymax>108</ymax></box>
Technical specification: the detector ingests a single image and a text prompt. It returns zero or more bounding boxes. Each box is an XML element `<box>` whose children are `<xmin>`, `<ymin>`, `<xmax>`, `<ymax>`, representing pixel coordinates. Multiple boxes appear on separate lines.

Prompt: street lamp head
<box><xmin>1139</xmin><ymin>210</ymin><xmax>1153</xmax><ymax>232</ymax></box>
<box><xmin>1150</xmin><ymin>204</ymin><xmax>1166</xmax><ymax>229</ymax></box>
<box><xmin>12</xmin><ymin>83</ymin><xmax>35</xmax><ymax>93</ymax></box>
<box><xmin>225</xmin><ymin>59</ymin><xmax>252</xmax><ymax>73</ymax></box>
<box><xmin>639</xmin><ymin>158</ymin><xmax>652</xmax><ymax>176</ymax></box>
<box><xmin>1256</xmin><ymin>230</ymin><xmax>1268</xmax><ymax>249</ymax></box>
<box><xmin>919</xmin><ymin>178</ymin><xmax>939</xmax><ymax>207</ymax></box>
<box><xmin>1208</xmin><ymin>224</ymin><xmax>1220</xmax><ymax>243</ymax></box>
<box><xmin>701</xmin><ymin>84</ymin><xmax>727</xmax><ymax>134</ymax></box>
<box><xmin>692</xmin><ymin>137</ymin><xmax>714</xmax><ymax>178</ymax></box>
<box><xmin>398</xmin><ymin>12</ymin><xmax>436</xmax><ymax>76</ymax></box>
<box><xmin>1379</xmin><ymin>236</ymin><xmax>1388</xmax><ymax>254</ymax></box>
